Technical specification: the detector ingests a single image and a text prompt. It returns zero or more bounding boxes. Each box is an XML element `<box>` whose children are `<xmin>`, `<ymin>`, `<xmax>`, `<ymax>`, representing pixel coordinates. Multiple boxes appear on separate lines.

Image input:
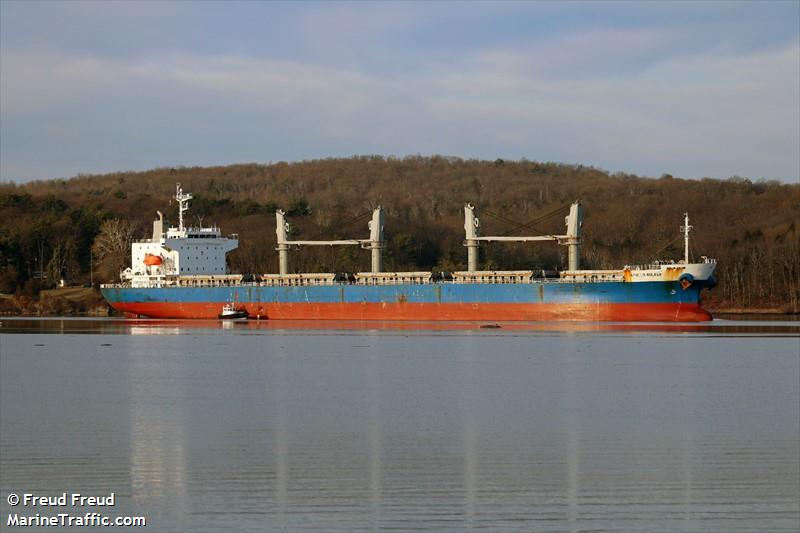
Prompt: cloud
<box><xmin>428</xmin><ymin>39</ymin><xmax>799</xmax><ymax>178</ymax></box>
<box><xmin>470</xmin><ymin>27</ymin><xmax>683</xmax><ymax>80</ymax></box>
<box><xmin>1</xmin><ymin>2</ymin><xmax>798</xmax><ymax>182</ymax></box>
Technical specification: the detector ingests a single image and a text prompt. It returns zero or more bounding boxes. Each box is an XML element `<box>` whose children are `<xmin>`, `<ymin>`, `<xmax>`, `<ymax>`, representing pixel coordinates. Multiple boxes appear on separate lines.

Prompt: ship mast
<box><xmin>464</xmin><ymin>204</ymin><xmax>480</xmax><ymax>272</ymax></box>
<box><xmin>463</xmin><ymin>202</ymin><xmax>583</xmax><ymax>271</ymax></box>
<box><xmin>275</xmin><ymin>207</ymin><xmax>384</xmax><ymax>275</ymax></box>
<box><xmin>681</xmin><ymin>213</ymin><xmax>692</xmax><ymax>264</ymax></box>
<box><xmin>175</xmin><ymin>183</ymin><xmax>193</xmax><ymax>231</ymax></box>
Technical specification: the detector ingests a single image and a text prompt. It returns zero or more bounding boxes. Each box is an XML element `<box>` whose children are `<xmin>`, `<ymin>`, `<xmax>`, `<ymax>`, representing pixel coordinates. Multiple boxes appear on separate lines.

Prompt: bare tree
<box><xmin>91</xmin><ymin>219</ymin><xmax>135</xmax><ymax>281</ymax></box>
<box><xmin>45</xmin><ymin>238</ymin><xmax>79</xmax><ymax>287</ymax></box>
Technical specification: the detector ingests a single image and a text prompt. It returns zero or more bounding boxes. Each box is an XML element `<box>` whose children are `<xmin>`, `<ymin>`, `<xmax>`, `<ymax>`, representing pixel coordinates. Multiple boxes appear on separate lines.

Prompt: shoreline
<box><xmin>709</xmin><ymin>308</ymin><xmax>799</xmax><ymax>316</ymax></box>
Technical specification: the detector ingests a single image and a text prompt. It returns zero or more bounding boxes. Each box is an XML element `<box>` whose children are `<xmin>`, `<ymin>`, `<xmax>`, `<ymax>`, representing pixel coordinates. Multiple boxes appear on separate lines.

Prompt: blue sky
<box><xmin>1</xmin><ymin>1</ymin><xmax>798</xmax><ymax>182</ymax></box>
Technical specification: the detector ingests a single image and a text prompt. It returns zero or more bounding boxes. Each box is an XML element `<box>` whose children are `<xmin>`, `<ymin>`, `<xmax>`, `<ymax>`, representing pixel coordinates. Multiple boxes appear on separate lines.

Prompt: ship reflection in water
<box><xmin>0</xmin><ymin>318</ymin><xmax>798</xmax><ymax>532</ymax></box>
<box><xmin>127</xmin><ymin>337</ymin><xmax>190</xmax><ymax>525</ymax></box>
<box><xmin>1</xmin><ymin>316</ymin><xmax>798</xmax><ymax>336</ymax></box>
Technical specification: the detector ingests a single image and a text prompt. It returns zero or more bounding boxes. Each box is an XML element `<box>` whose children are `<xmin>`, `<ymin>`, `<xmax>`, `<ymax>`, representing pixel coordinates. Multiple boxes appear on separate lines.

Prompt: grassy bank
<box><xmin>0</xmin><ymin>287</ymin><xmax>110</xmax><ymax>316</ymax></box>
<box><xmin>708</xmin><ymin>308</ymin><xmax>799</xmax><ymax>315</ymax></box>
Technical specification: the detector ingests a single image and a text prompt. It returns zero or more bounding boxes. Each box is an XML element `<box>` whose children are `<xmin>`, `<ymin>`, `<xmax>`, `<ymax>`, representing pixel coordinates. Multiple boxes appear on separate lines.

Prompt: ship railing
<box><xmin>103</xmin><ymin>275</ymin><xmax>245</xmax><ymax>288</ymax></box>
<box><xmin>624</xmin><ymin>262</ymin><xmax>676</xmax><ymax>271</ymax></box>
<box><xmin>623</xmin><ymin>261</ymin><xmax>678</xmax><ymax>270</ymax></box>
<box><xmin>559</xmin><ymin>270</ymin><xmax>625</xmax><ymax>282</ymax></box>
<box><xmin>102</xmin><ymin>271</ymin><xmax>636</xmax><ymax>289</ymax></box>
<box><xmin>167</xmin><ymin>225</ymin><xmax>221</xmax><ymax>233</ymax></box>
<box><xmin>354</xmin><ymin>272</ymin><xmax>433</xmax><ymax>285</ymax></box>
<box><xmin>451</xmin><ymin>271</ymin><xmax>534</xmax><ymax>284</ymax></box>
<box><xmin>624</xmin><ymin>256</ymin><xmax>717</xmax><ymax>271</ymax></box>
<box><xmin>175</xmin><ymin>275</ymin><xmax>243</xmax><ymax>287</ymax></box>
<box><xmin>260</xmin><ymin>273</ymin><xmax>337</xmax><ymax>287</ymax></box>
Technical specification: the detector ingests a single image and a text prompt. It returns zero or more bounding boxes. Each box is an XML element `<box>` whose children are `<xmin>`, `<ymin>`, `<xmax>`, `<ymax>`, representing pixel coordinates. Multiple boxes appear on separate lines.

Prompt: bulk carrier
<box><xmin>100</xmin><ymin>185</ymin><xmax>717</xmax><ymax>321</ymax></box>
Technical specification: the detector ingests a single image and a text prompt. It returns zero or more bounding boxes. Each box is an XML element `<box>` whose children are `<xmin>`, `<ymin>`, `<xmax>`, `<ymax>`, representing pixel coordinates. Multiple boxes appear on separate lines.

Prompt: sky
<box><xmin>1</xmin><ymin>1</ymin><xmax>798</xmax><ymax>183</ymax></box>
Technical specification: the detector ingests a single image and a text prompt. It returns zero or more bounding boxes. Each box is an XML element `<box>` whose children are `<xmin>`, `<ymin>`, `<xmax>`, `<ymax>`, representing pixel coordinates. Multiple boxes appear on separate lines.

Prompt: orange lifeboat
<box><xmin>143</xmin><ymin>254</ymin><xmax>163</xmax><ymax>266</ymax></box>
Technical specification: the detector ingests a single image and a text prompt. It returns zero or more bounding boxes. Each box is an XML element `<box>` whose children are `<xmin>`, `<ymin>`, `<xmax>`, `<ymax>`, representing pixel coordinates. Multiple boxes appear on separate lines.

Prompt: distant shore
<box><xmin>711</xmin><ymin>308</ymin><xmax>798</xmax><ymax>315</ymax></box>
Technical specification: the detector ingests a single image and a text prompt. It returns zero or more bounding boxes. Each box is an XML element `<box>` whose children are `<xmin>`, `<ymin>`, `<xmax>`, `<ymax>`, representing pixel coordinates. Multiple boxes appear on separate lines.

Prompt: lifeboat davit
<box><xmin>143</xmin><ymin>254</ymin><xmax>163</xmax><ymax>266</ymax></box>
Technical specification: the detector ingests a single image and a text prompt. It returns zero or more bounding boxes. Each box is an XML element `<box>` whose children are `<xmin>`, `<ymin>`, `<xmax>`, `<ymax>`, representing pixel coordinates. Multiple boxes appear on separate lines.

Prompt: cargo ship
<box><xmin>100</xmin><ymin>185</ymin><xmax>717</xmax><ymax>322</ymax></box>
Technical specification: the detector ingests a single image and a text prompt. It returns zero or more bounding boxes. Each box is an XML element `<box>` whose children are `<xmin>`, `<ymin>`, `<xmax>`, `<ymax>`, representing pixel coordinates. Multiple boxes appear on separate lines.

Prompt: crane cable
<box><xmin>645</xmin><ymin>234</ymin><xmax>683</xmax><ymax>262</ymax></box>
<box><xmin>500</xmin><ymin>203</ymin><xmax>572</xmax><ymax>236</ymax></box>
<box><xmin>481</xmin><ymin>203</ymin><xmax>572</xmax><ymax>238</ymax></box>
<box><xmin>304</xmin><ymin>208</ymin><xmax>374</xmax><ymax>240</ymax></box>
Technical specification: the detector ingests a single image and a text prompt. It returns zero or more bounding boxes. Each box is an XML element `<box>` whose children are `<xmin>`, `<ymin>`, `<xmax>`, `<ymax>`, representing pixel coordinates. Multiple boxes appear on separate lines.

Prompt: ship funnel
<box><xmin>152</xmin><ymin>211</ymin><xmax>164</xmax><ymax>241</ymax></box>
<box><xmin>564</xmin><ymin>202</ymin><xmax>583</xmax><ymax>270</ymax></box>
<box><xmin>464</xmin><ymin>204</ymin><xmax>480</xmax><ymax>271</ymax></box>
<box><xmin>368</xmin><ymin>207</ymin><xmax>384</xmax><ymax>273</ymax></box>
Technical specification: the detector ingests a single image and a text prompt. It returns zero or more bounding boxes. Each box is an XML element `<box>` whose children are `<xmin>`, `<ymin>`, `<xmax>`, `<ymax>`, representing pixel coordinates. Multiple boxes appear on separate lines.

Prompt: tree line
<box><xmin>0</xmin><ymin>156</ymin><xmax>797</xmax><ymax>311</ymax></box>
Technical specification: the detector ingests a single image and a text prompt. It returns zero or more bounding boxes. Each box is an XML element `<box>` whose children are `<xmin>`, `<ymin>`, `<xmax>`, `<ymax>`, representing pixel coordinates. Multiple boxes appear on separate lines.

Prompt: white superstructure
<box><xmin>123</xmin><ymin>184</ymin><xmax>238</xmax><ymax>287</ymax></box>
<box><xmin>561</xmin><ymin>212</ymin><xmax>716</xmax><ymax>284</ymax></box>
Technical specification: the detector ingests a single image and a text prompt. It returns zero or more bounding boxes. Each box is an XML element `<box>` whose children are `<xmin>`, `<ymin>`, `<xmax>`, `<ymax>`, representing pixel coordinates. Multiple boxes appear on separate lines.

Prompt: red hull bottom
<box><xmin>110</xmin><ymin>302</ymin><xmax>713</xmax><ymax>322</ymax></box>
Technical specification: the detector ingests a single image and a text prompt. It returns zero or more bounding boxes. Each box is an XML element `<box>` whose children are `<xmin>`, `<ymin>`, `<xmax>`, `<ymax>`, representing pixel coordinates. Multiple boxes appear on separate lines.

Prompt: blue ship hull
<box><xmin>101</xmin><ymin>280</ymin><xmax>713</xmax><ymax>321</ymax></box>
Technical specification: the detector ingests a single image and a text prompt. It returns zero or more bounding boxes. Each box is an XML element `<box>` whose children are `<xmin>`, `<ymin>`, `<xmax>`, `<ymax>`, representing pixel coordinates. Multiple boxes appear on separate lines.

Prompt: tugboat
<box><xmin>218</xmin><ymin>303</ymin><xmax>249</xmax><ymax>320</ymax></box>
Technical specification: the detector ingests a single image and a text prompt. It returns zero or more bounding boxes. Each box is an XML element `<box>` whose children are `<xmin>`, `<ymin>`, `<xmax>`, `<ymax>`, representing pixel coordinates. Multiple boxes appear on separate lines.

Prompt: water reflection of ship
<box><xmin>111</xmin><ymin>317</ymin><xmax>800</xmax><ymax>336</ymax></box>
<box><xmin>128</xmin><ymin>338</ymin><xmax>188</xmax><ymax>516</ymax></box>
<box><xmin>366</xmin><ymin>349</ymin><xmax>382</xmax><ymax>523</ymax></box>
<box><xmin>129</xmin><ymin>325</ymin><xmax>182</xmax><ymax>336</ymax></box>
<box><xmin>7</xmin><ymin>317</ymin><xmax>797</xmax><ymax>336</ymax></box>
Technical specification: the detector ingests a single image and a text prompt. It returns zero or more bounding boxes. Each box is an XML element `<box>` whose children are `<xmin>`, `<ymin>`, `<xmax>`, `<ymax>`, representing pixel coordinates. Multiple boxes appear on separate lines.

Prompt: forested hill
<box><xmin>1</xmin><ymin>156</ymin><xmax>798</xmax><ymax>311</ymax></box>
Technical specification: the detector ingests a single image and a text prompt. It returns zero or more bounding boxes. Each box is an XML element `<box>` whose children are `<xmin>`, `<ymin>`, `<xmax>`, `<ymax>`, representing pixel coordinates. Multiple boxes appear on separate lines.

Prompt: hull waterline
<box><xmin>102</xmin><ymin>281</ymin><xmax>713</xmax><ymax>322</ymax></box>
<box><xmin>109</xmin><ymin>301</ymin><xmax>711</xmax><ymax>322</ymax></box>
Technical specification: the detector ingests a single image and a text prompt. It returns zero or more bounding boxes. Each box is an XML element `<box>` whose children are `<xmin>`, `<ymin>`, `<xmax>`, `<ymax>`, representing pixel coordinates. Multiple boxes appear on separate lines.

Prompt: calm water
<box><xmin>1</xmin><ymin>318</ymin><xmax>798</xmax><ymax>532</ymax></box>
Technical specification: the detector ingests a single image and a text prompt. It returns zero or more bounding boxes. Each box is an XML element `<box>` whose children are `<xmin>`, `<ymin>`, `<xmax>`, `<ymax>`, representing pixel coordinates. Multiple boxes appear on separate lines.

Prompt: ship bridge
<box><xmin>126</xmin><ymin>184</ymin><xmax>238</xmax><ymax>286</ymax></box>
